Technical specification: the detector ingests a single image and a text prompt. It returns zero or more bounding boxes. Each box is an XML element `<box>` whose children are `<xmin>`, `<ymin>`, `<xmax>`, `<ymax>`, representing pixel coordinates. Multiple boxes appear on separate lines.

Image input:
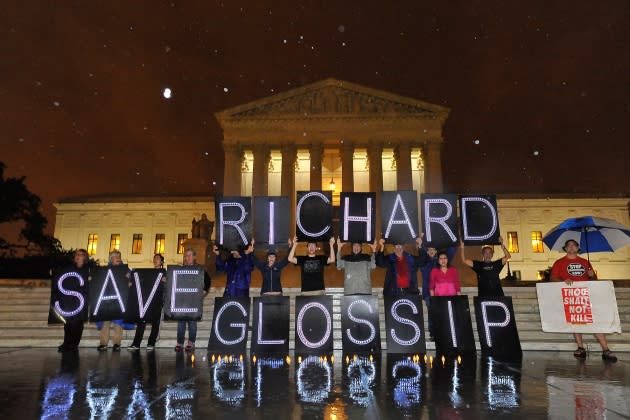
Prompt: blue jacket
<box><xmin>253</xmin><ymin>255</ymin><xmax>289</xmax><ymax>294</ymax></box>
<box><xmin>375</xmin><ymin>251</ymin><xmax>422</xmax><ymax>297</ymax></box>
<box><xmin>216</xmin><ymin>253</ymin><xmax>254</xmax><ymax>297</ymax></box>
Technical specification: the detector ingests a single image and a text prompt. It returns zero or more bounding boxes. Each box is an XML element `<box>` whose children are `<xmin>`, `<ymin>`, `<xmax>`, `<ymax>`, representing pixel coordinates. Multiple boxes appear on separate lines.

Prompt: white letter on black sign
<box><xmin>296</xmin><ymin>302</ymin><xmax>332</xmax><ymax>348</ymax></box>
<box><xmin>346</xmin><ymin>299</ymin><xmax>376</xmax><ymax>346</ymax></box>
<box><xmin>481</xmin><ymin>301</ymin><xmax>511</xmax><ymax>347</ymax></box>
<box><xmin>296</xmin><ymin>192</ymin><xmax>331</xmax><ymax>238</ymax></box>
<box><xmin>390</xmin><ymin>299</ymin><xmax>422</xmax><ymax>346</ymax></box>
<box><xmin>55</xmin><ymin>272</ymin><xmax>86</xmax><ymax>317</ymax></box>
<box><xmin>343</xmin><ymin>196</ymin><xmax>373</xmax><ymax>242</ymax></box>
<box><xmin>385</xmin><ymin>194</ymin><xmax>417</xmax><ymax>239</ymax></box>
<box><xmin>219</xmin><ymin>202</ymin><xmax>248</xmax><ymax>245</ymax></box>
<box><xmin>93</xmin><ymin>269</ymin><xmax>126</xmax><ymax>316</ymax></box>
<box><xmin>257</xmin><ymin>301</ymin><xmax>286</xmax><ymax>345</ymax></box>
<box><xmin>214</xmin><ymin>301</ymin><xmax>248</xmax><ymax>346</ymax></box>
<box><xmin>461</xmin><ymin>197</ymin><xmax>498</xmax><ymax>242</ymax></box>
<box><xmin>423</xmin><ymin>198</ymin><xmax>457</xmax><ymax>243</ymax></box>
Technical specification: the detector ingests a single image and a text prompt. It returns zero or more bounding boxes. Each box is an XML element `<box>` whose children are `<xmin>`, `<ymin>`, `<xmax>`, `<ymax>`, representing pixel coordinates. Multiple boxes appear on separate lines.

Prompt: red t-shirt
<box><xmin>550</xmin><ymin>255</ymin><xmax>593</xmax><ymax>281</ymax></box>
<box><xmin>395</xmin><ymin>256</ymin><xmax>410</xmax><ymax>288</ymax></box>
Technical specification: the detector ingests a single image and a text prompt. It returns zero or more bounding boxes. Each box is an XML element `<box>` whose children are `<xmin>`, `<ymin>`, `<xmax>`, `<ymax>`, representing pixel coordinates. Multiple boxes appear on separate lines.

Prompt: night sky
<box><xmin>2</xmin><ymin>1</ymin><xmax>629</xmax><ymax>233</ymax></box>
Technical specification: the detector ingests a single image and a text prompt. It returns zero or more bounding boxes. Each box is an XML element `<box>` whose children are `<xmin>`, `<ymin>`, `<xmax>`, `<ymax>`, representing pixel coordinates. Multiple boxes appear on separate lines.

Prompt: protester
<box><xmin>336</xmin><ymin>238</ymin><xmax>377</xmax><ymax>295</ymax></box>
<box><xmin>127</xmin><ymin>253</ymin><xmax>166</xmax><ymax>351</ymax></box>
<box><xmin>430</xmin><ymin>251</ymin><xmax>461</xmax><ymax>296</ymax></box>
<box><xmin>175</xmin><ymin>248</ymin><xmax>211</xmax><ymax>352</ymax></box>
<box><xmin>375</xmin><ymin>237</ymin><xmax>423</xmax><ymax>297</ymax></box>
<box><xmin>251</xmin><ymin>238</ymin><xmax>291</xmax><ymax>296</ymax></box>
<box><xmin>460</xmin><ymin>236</ymin><xmax>510</xmax><ymax>297</ymax></box>
<box><xmin>417</xmin><ymin>234</ymin><xmax>457</xmax><ymax>339</ymax></box>
<box><xmin>288</xmin><ymin>236</ymin><xmax>335</xmax><ymax>295</ymax></box>
<box><xmin>56</xmin><ymin>249</ymin><xmax>90</xmax><ymax>352</ymax></box>
<box><xmin>96</xmin><ymin>251</ymin><xmax>132</xmax><ymax>351</ymax></box>
<box><xmin>214</xmin><ymin>241</ymin><xmax>254</xmax><ymax>297</ymax></box>
<box><xmin>550</xmin><ymin>239</ymin><xmax>617</xmax><ymax>362</ymax></box>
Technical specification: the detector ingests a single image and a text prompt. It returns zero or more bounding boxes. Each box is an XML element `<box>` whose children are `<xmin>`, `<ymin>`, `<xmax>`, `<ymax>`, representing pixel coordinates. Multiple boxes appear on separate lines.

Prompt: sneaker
<box><xmin>147</xmin><ymin>345</ymin><xmax>155</xmax><ymax>351</ymax></box>
<box><xmin>127</xmin><ymin>345</ymin><xmax>140</xmax><ymax>351</ymax></box>
<box><xmin>602</xmin><ymin>349</ymin><xmax>618</xmax><ymax>363</ymax></box>
<box><xmin>573</xmin><ymin>346</ymin><xmax>587</xmax><ymax>359</ymax></box>
<box><xmin>174</xmin><ymin>344</ymin><xmax>182</xmax><ymax>352</ymax></box>
<box><xmin>112</xmin><ymin>344</ymin><xmax>121</xmax><ymax>352</ymax></box>
<box><xmin>97</xmin><ymin>344</ymin><xmax>108</xmax><ymax>352</ymax></box>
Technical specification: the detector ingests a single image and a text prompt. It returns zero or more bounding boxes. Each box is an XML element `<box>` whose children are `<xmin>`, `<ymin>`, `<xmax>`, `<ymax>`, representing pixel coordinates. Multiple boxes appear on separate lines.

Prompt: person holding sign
<box><xmin>214</xmin><ymin>242</ymin><xmax>254</xmax><ymax>297</ymax></box>
<box><xmin>251</xmin><ymin>239</ymin><xmax>291</xmax><ymax>296</ymax></box>
<box><xmin>127</xmin><ymin>253</ymin><xmax>166</xmax><ymax>351</ymax></box>
<box><xmin>288</xmin><ymin>236</ymin><xmax>336</xmax><ymax>295</ymax></box>
<box><xmin>56</xmin><ymin>249</ymin><xmax>90</xmax><ymax>352</ymax></box>
<box><xmin>336</xmin><ymin>238</ymin><xmax>377</xmax><ymax>295</ymax></box>
<box><xmin>429</xmin><ymin>251</ymin><xmax>461</xmax><ymax>296</ymax></box>
<box><xmin>460</xmin><ymin>236</ymin><xmax>510</xmax><ymax>297</ymax></box>
<box><xmin>96</xmin><ymin>251</ymin><xmax>131</xmax><ymax>352</ymax></box>
<box><xmin>175</xmin><ymin>249</ymin><xmax>211</xmax><ymax>352</ymax></box>
<box><xmin>376</xmin><ymin>237</ymin><xmax>423</xmax><ymax>297</ymax></box>
<box><xmin>550</xmin><ymin>239</ymin><xmax>617</xmax><ymax>362</ymax></box>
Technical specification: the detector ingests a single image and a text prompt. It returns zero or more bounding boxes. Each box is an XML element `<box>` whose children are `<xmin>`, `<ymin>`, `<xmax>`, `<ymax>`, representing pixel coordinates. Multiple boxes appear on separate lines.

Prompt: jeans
<box><xmin>177</xmin><ymin>320</ymin><xmax>197</xmax><ymax>344</ymax></box>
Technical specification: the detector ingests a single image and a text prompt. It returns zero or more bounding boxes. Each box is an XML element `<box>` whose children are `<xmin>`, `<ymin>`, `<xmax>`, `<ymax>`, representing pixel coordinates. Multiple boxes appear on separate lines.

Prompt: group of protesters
<box><xmin>57</xmin><ymin>234</ymin><xmax>617</xmax><ymax>362</ymax></box>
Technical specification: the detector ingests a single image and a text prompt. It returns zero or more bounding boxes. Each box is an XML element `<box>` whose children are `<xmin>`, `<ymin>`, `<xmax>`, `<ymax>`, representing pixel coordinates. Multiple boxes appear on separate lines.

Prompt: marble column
<box><xmin>309</xmin><ymin>142</ymin><xmax>323</xmax><ymax>191</ymax></box>
<box><xmin>368</xmin><ymin>141</ymin><xmax>384</xmax><ymax>235</ymax></box>
<box><xmin>281</xmin><ymin>143</ymin><xmax>297</xmax><ymax>233</ymax></box>
<box><xmin>395</xmin><ymin>142</ymin><xmax>413</xmax><ymax>190</ymax></box>
<box><xmin>252</xmin><ymin>144</ymin><xmax>270</xmax><ymax>196</ymax></box>
<box><xmin>424</xmin><ymin>141</ymin><xmax>443</xmax><ymax>193</ymax></box>
<box><xmin>340</xmin><ymin>142</ymin><xmax>354</xmax><ymax>192</ymax></box>
<box><xmin>222</xmin><ymin>142</ymin><xmax>242</xmax><ymax>196</ymax></box>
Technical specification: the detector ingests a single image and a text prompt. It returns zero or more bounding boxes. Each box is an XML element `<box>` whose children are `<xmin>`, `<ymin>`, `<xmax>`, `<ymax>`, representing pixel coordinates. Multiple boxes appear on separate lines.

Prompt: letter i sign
<box><xmin>562</xmin><ymin>287</ymin><xmax>593</xmax><ymax>324</ymax></box>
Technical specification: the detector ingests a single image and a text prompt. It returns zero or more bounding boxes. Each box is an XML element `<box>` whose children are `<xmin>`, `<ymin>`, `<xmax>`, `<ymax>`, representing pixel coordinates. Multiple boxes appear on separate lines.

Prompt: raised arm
<box><xmin>288</xmin><ymin>236</ymin><xmax>298</xmax><ymax>264</ymax></box>
<box><xmin>375</xmin><ymin>238</ymin><xmax>388</xmax><ymax>268</ymax></box>
<box><xmin>336</xmin><ymin>237</ymin><xmax>345</xmax><ymax>270</ymax></box>
<box><xmin>460</xmin><ymin>239</ymin><xmax>474</xmax><ymax>268</ymax></box>
<box><xmin>327</xmin><ymin>236</ymin><xmax>336</xmax><ymax>264</ymax></box>
<box><xmin>498</xmin><ymin>236</ymin><xmax>511</xmax><ymax>264</ymax></box>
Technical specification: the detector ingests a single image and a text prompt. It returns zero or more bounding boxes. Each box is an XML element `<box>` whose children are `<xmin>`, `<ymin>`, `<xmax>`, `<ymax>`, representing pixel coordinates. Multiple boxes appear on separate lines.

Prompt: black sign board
<box><xmin>207</xmin><ymin>297</ymin><xmax>251</xmax><ymax>354</ymax></box>
<box><xmin>420</xmin><ymin>193</ymin><xmax>459</xmax><ymax>249</ymax></box>
<box><xmin>381</xmin><ymin>191</ymin><xmax>419</xmax><ymax>244</ymax></box>
<box><xmin>339</xmin><ymin>192</ymin><xmax>377</xmax><ymax>243</ymax></box>
<box><xmin>296</xmin><ymin>191</ymin><xmax>333</xmax><ymax>242</ymax></box>
<box><xmin>251</xmin><ymin>296</ymin><xmax>290</xmax><ymax>354</ymax></box>
<box><xmin>474</xmin><ymin>296</ymin><xmax>522</xmax><ymax>360</ymax></box>
<box><xmin>163</xmin><ymin>265</ymin><xmax>204</xmax><ymax>321</ymax></box>
<box><xmin>124</xmin><ymin>268</ymin><xmax>165</xmax><ymax>323</ymax></box>
<box><xmin>49</xmin><ymin>266</ymin><xmax>89</xmax><ymax>324</ymax></box>
<box><xmin>294</xmin><ymin>295</ymin><xmax>334</xmax><ymax>354</ymax></box>
<box><xmin>430</xmin><ymin>295</ymin><xmax>476</xmax><ymax>356</ymax></box>
<box><xmin>341</xmin><ymin>295</ymin><xmax>381</xmax><ymax>353</ymax></box>
<box><xmin>89</xmin><ymin>266</ymin><xmax>130</xmax><ymax>322</ymax></box>
<box><xmin>253</xmin><ymin>196</ymin><xmax>291</xmax><ymax>249</ymax></box>
<box><xmin>384</xmin><ymin>295</ymin><xmax>426</xmax><ymax>354</ymax></box>
<box><xmin>215</xmin><ymin>196</ymin><xmax>252</xmax><ymax>250</ymax></box>
<box><xmin>460</xmin><ymin>195</ymin><xmax>500</xmax><ymax>245</ymax></box>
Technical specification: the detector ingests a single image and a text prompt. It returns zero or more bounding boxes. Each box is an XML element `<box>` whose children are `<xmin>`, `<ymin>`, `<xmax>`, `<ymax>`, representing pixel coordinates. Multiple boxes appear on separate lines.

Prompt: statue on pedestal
<box><xmin>191</xmin><ymin>213</ymin><xmax>214</xmax><ymax>241</ymax></box>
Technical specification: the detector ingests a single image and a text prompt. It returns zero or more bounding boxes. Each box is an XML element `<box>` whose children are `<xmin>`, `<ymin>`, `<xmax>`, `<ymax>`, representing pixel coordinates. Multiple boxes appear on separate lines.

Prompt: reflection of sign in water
<box><xmin>486</xmin><ymin>358</ymin><xmax>519</xmax><ymax>409</ymax></box>
<box><xmin>41</xmin><ymin>375</ymin><xmax>76</xmax><ymax>419</ymax></box>
<box><xmin>391</xmin><ymin>359</ymin><xmax>423</xmax><ymax>408</ymax></box>
<box><xmin>296</xmin><ymin>356</ymin><xmax>332</xmax><ymax>403</ymax></box>
<box><xmin>253</xmin><ymin>357</ymin><xmax>287</xmax><ymax>407</ymax></box>
<box><xmin>212</xmin><ymin>357</ymin><xmax>245</xmax><ymax>405</ymax></box>
<box><xmin>127</xmin><ymin>379</ymin><xmax>152</xmax><ymax>419</ymax></box>
<box><xmin>562</xmin><ymin>287</ymin><xmax>593</xmax><ymax>324</ymax></box>
<box><xmin>86</xmin><ymin>378</ymin><xmax>119</xmax><ymax>419</ymax></box>
<box><xmin>346</xmin><ymin>356</ymin><xmax>378</xmax><ymax>406</ymax></box>
<box><xmin>166</xmin><ymin>378</ymin><xmax>195</xmax><ymax>416</ymax></box>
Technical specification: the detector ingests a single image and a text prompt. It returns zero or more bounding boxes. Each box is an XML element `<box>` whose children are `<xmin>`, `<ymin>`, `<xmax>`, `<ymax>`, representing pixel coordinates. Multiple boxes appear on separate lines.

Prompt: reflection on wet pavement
<box><xmin>1</xmin><ymin>349</ymin><xmax>627</xmax><ymax>418</ymax></box>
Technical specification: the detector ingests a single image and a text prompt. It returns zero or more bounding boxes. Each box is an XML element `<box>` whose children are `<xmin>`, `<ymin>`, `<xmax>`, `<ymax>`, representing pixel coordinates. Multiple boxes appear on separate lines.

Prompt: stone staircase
<box><xmin>0</xmin><ymin>286</ymin><xmax>628</xmax><ymax>352</ymax></box>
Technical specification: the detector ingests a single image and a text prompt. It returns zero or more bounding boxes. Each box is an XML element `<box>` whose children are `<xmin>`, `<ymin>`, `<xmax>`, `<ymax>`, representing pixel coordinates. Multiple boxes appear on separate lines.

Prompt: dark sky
<box><xmin>2</xmin><ymin>1</ymin><xmax>629</xmax><ymax>233</ymax></box>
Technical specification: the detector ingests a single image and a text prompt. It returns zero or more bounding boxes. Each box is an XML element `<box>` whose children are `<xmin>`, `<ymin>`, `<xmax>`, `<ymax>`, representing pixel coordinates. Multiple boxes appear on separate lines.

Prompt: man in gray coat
<box><xmin>336</xmin><ymin>237</ymin><xmax>378</xmax><ymax>295</ymax></box>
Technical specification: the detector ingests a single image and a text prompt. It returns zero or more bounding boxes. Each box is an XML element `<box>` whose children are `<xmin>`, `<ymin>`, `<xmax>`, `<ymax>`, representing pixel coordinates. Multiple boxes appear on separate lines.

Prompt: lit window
<box><xmin>87</xmin><ymin>234</ymin><xmax>98</xmax><ymax>256</ymax></box>
<box><xmin>177</xmin><ymin>234</ymin><xmax>188</xmax><ymax>254</ymax></box>
<box><xmin>507</xmin><ymin>231</ymin><xmax>519</xmax><ymax>253</ymax></box>
<box><xmin>531</xmin><ymin>231</ymin><xmax>544</xmax><ymax>253</ymax></box>
<box><xmin>132</xmin><ymin>234</ymin><xmax>143</xmax><ymax>254</ymax></box>
<box><xmin>154</xmin><ymin>233</ymin><xmax>165</xmax><ymax>255</ymax></box>
<box><xmin>109</xmin><ymin>234</ymin><xmax>120</xmax><ymax>253</ymax></box>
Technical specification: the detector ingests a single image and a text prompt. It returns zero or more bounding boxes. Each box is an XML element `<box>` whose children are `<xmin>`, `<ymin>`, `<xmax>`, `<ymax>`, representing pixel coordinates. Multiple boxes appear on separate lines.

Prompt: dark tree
<box><xmin>0</xmin><ymin>161</ymin><xmax>59</xmax><ymax>256</ymax></box>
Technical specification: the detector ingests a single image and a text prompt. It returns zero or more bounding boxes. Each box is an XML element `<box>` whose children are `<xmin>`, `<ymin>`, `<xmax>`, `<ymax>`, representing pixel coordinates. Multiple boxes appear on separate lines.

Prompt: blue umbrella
<box><xmin>543</xmin><ymin>216</ymin><xmax>630</xmax><ymax>261</ymax></box>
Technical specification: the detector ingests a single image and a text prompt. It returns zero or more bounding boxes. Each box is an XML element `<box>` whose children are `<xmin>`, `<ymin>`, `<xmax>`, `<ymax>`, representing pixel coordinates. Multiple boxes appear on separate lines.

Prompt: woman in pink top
<box><xmin>430</xmin><ymin>251</ymin><xmax>461</xmax><ymax>297</ymax></box>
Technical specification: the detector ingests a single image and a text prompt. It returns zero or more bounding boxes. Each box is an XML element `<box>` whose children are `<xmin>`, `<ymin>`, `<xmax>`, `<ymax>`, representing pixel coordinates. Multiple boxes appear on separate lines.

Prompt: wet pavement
<box><xmin>2</xmin><ymin>348</ymin><xmax>628</xmax><ymax>419</ymax></box>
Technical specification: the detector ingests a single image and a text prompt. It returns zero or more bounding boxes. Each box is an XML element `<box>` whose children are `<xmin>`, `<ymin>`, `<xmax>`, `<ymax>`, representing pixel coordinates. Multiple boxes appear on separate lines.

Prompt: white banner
<box><xmin>536</xmin><ymin>281</ymin><xmax>621</xmax><ymax>334</ymax></box>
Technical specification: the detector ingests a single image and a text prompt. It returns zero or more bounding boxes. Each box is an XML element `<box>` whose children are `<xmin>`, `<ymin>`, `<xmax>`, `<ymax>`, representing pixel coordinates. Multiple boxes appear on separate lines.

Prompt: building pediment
<box><xmin>216</xmin><ymin>78</ymin><xmax>449</xmax><ymax>123</ymax></box>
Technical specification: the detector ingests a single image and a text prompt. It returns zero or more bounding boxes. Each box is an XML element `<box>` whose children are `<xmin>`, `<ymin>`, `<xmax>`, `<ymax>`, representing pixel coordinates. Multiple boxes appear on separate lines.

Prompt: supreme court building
<box><xmin>53</xmin><ymin>79</ymin><xmax>630</xmax><ymax>284</ymax></box>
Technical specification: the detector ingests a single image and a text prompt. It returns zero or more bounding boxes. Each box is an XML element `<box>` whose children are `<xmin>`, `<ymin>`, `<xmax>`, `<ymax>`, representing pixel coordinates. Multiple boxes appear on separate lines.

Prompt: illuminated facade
<box><xmin>53</xmin><ymin>80</ymin><xmax>630</xmax><ymax>282</ymax></box>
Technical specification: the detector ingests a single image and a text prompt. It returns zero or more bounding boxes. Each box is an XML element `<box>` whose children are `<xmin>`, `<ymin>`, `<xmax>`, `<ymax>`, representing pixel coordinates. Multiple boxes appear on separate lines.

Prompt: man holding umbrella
<box><xmin>550</xmin><ymin>239</ymin><xmax>617</xmax><ymax>362</ymax></box>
